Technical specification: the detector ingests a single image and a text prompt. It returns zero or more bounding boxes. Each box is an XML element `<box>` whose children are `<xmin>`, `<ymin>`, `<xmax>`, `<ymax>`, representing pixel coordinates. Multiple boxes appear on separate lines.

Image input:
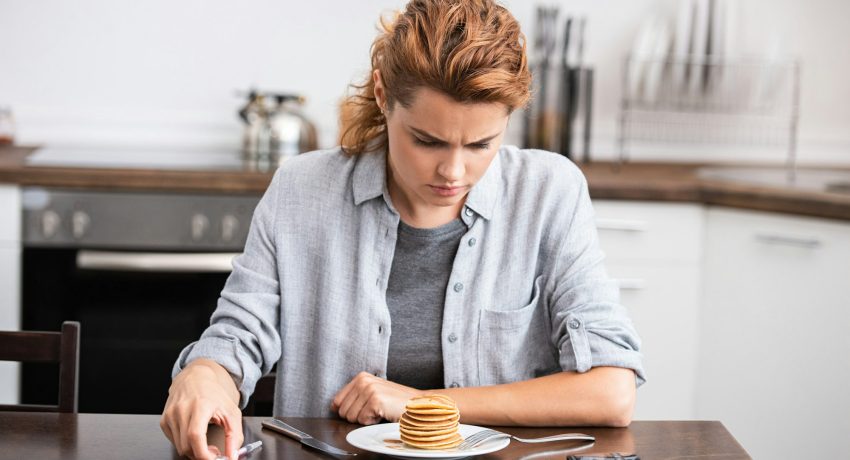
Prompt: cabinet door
<box><xmin>607</xmin><ymin>262</ymin><xmax>700</xmax><ymax>420</ymax></box>
<box><xmin>0</xmin><ymin>185</ymin><xmax>20</xmax><ymax>404</ymax></box>
<box><xmin>593</xmin><ymin>200</ymin><xmax>704</xmax><ymax>420</ymax></box>
<box><xmin>593</xmin><ymin>200</ymin><xmax>703</xmax><ymax>263</ymax></box>
<box><xmin>698</xmin><ymin>207</ymin><xmax>850</xmax><ymax>458</ymax></box>
<box><xmin>0</xmin><ymin>246</ymin><xmax>20</xmax><ymax>404</ymax></box>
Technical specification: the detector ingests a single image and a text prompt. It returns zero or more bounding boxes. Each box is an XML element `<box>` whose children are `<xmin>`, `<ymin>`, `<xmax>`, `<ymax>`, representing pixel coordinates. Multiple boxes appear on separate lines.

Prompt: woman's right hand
<box><xmin>160</xmin><ymin>358</ymin><xmax>244</xmax><ymax>460</ymax></box>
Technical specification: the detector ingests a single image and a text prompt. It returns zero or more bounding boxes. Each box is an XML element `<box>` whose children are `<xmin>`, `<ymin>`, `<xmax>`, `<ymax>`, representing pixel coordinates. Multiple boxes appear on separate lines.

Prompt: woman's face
<box><xmin>375</xmin><ymin>73</ymin><xmax>510</xmax><ymax>222</ymax></box>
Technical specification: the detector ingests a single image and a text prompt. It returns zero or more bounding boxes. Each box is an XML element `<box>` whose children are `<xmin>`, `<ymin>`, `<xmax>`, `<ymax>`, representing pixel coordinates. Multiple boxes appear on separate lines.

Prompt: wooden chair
<box><xmin>0</xmin><ymin>321</ymin><xmax>80</xmax><ymax>413</ymax></box>
<box><xmin>243</xmin><ymin>372</ymin><xmax>275</xmax><ymax>416</ymax></box>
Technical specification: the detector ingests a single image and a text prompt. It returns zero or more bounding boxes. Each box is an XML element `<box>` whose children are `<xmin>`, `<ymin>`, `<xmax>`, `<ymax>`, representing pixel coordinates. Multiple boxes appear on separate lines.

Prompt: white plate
<box><xmin>346</xmin><ymin>423</ymin><xmax>510</xmax><ymax>459</ymax></box>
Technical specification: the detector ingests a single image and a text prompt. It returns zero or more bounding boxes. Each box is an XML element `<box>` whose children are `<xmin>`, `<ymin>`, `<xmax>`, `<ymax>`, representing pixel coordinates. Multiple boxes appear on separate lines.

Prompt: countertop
<box><xmin>2</xmin><ymin>145</ymin><xmax>849</xmax><ymax>220</ymax></box>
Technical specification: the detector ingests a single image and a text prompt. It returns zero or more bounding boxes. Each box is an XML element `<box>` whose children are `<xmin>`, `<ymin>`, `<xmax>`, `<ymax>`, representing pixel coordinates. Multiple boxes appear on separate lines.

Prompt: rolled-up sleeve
<box><xmin>172</xmin><ymin>168</ymin><xmax>284</xmax><ymax>407</ymax></box>
<box><xmin>546</xmin><ymin>172</ymin><xmax>646</xmax><ymax>386</ymax></box>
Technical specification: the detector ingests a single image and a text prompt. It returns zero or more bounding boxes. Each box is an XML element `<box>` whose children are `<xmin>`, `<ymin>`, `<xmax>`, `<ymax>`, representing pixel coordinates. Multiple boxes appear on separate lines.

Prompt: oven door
<box><xmin>22</xmin><ymin>248</ymin><xmax>236</xmax><ymax>414</ymax></box>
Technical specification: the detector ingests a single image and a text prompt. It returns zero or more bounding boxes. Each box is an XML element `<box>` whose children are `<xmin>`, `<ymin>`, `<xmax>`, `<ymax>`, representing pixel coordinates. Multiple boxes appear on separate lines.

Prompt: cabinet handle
<box><xmin>614</xmin><ymin>278</ymin><xmax>647</xmax><ymax>290</ymax></box>
<box><xmin>595</xmin><ymin>218</ymin><xmax>648</xmax><ymax>232</ymax></box>
<box><xmin>754</xmin><ymin>233</ymin><xmax>822</xmax><ymax>249</ymax></box>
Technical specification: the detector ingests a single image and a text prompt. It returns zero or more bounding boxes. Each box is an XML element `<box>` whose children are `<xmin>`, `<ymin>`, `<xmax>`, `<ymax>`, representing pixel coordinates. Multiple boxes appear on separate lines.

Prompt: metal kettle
<box><xmin>238</xmin><ymin>90</ymin><xmax>318</xmax><ymax>160</ymax></box>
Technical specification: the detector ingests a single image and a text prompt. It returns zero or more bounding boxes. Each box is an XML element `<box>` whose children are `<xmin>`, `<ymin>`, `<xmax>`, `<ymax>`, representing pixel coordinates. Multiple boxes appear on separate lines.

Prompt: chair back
<box><xmin>0</xmin><ymin>321</ymin><xmax>80</xmax><ymax>413</ymax></box>
<box><xmin>243</xmin><ymin>372</ymin><xmax>275</xmax><ymax>416</ymax></box>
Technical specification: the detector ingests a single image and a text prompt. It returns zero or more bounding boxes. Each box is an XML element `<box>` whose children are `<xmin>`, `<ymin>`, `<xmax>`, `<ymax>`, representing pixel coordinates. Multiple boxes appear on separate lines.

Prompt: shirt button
<box><xmin>378</xmin><ymin>325</ymin><xmax>384</xmax><ymax>334</ymax></box>
<box><xmin>453</xmin><ymin>282</ymin><xmax>464</xmax><ymax>293</ymax></box>
<box><xmin>468</xmin><ymin>237</ymin><xmax>477</xmax><ymax>247</ymax></box>
<box><xmin>450</xmin><ymin>382</ymin><xmax>460</xmax><ymax>388</ymax></box>
<box><xmin>464</xmin><ymin>208</ymin><xmax>473</xmax><ymax>217</ymax></box>
<box><xmin>448</xmin><ymin>333</ymin><xmax>458</xmax><ymax>343</ymax></box>
<box><xmin>569</xmin><ymin>319</ymin><xmax>581</xmax><ymax>330</ymax></box>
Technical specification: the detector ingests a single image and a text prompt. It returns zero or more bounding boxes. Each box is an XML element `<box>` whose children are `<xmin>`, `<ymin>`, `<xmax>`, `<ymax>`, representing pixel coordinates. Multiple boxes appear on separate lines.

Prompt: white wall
<box><xmin>1</xmin><ymin>0</ymin><xmax>848</xmax><ymax>164</ymax></box>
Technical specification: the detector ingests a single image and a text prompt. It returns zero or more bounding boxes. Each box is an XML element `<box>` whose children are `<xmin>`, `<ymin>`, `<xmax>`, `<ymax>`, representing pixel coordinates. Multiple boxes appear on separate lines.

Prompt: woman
<box><xmin>161</xmin><ymin>1</ymin><xmax>644</xmax><ymax>459</ymax></box>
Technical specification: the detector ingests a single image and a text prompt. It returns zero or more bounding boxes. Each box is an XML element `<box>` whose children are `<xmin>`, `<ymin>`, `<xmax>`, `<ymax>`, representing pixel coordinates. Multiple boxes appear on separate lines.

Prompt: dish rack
<box><xmin>617</xmin><ymin>55</ymin><xmax>801</xmax><ymax>170</ymax></box>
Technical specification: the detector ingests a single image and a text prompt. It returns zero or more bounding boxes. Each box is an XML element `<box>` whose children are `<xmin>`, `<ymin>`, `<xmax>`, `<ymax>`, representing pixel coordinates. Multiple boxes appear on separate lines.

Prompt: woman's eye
<box><xmin>414</xmin><ymin>138</ymin><xmax>441</xmax><ymax>148</ymax></box>
<box><xmin>413</xmin><ymin>137</ymin><xmax>489</xmax><ymax>150</ymax></box>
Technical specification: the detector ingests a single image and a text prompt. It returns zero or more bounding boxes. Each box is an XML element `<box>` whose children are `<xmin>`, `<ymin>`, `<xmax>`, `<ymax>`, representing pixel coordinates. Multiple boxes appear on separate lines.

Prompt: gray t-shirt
<box><xmin>385</xmin><ymin>218</ymin><xmax>468</xmax><ymax>390</ymax></box>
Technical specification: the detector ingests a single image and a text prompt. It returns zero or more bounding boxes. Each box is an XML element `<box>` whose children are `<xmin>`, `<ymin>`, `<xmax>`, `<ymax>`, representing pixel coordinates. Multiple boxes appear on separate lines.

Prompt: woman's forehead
<box><xmin>398</xmin><ymin>87</ymin><xmax>509</xmax><ymax>138</ymax></box>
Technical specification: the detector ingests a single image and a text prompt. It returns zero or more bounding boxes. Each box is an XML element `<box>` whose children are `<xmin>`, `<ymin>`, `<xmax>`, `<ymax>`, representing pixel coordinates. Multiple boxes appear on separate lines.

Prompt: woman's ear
<box><xmin>373</xmin><ymin>69</ymin><xmax>386</xmax><ymax>111</ymax></box>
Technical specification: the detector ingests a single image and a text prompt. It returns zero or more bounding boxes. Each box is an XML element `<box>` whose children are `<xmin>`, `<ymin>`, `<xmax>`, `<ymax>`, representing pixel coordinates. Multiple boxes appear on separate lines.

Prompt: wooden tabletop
<box><xmin>0</xmin><ymin>412</ymin><xmax>750</xmax><ymax>460</ymax></box>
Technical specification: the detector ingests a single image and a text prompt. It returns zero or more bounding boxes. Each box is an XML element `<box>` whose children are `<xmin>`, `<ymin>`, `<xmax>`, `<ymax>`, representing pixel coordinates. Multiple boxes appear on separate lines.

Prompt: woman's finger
<box><xmin>207</xmin><ymin>445</ymin><xmax>222</xmax><ymax>457</ymax></box>
<box><xmin>162</xmin><ymin>416</ymin><xmax>183</xmax><ymax>456</ymax></box>
<box><xmin>186</xmin><ymin>406</ymin><xmax>217</xmax><ymax>460</ymax></box>
<box><xmin>331</xmin><ymin>378</ymin><xmax>356</xmax><ymax>412</ymax></box>
<box><xmin>168</xmin><ymin>406</ymin><xmax>191</xmax><ymax>456</ymax></box>
<box><xmin>216</xmin><ymin>409</ymin><xmax>244</xmax><ymax>460</ymax></box>
<box><xmin>341</xmin><ymin>384</ymin><xmax>373</xmax><ymax>424</ymax></box>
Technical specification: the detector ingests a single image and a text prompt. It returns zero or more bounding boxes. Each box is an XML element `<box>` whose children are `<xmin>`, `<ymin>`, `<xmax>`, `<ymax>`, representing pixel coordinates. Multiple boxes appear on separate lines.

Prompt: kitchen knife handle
<box><xmin>261</xmin><ymin>419</ymin><xmax>311</xmax><ymax>441</ymax></box>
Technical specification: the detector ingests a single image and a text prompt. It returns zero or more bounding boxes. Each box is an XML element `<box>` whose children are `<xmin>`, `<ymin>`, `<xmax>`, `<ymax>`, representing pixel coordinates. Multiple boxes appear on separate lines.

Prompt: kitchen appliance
<box><xmin>20</xmin><ymin>187</ymin><xmax>260</xmax><ymax>414</ymax></box>
<box><xmin>238</xmin><ymin>90</ymin><xmax>318</xmax><ymax>161</ymax></box>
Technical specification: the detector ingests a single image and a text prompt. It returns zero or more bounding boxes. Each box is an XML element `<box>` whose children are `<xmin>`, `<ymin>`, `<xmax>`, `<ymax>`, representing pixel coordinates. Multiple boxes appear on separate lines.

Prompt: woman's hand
<box><xmin>331</xmin><ymin>372</ymin><xmax>425</xmax><ymax>425</ymax></box>
<box><xmin>160</xmin><ymin>359</ymin><xmax>244</xmax><ymax>460</ymax></box>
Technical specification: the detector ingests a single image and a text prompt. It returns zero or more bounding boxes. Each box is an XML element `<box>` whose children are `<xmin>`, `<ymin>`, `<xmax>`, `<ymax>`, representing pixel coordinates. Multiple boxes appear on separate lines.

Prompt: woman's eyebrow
<box><xmin>409</xmin><ymin>126</ymin><xmax>500</xmax><ymax>145</ymax></box>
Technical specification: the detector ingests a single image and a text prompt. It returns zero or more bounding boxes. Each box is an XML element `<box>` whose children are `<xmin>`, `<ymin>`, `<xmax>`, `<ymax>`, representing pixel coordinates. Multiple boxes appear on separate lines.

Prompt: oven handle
<box><xmin>76</xmin><ymin>250</ymin><xmax>238</xmax><ymax>273</ymax></box>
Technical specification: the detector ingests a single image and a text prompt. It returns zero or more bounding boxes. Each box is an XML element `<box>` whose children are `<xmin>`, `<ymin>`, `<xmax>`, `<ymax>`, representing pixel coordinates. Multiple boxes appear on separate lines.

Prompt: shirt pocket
<box><xmin>477</xmin><ymin>276</ymin><xmax>561</xmax><ymax>385</ymax></box>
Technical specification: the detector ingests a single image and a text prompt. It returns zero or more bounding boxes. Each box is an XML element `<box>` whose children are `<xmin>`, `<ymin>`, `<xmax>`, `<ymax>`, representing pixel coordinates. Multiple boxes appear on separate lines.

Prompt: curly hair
<box><xmin>339</xmin><ymin>0</ymin><xmax>531</xmax><ymax>155</ymax></box>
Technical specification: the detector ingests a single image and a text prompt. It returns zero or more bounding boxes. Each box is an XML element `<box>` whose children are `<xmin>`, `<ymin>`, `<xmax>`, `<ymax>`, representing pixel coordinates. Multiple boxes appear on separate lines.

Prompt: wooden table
<box><xmin>0</xmin><ymin>412</ymin><xmax>750</xmax><ymax>459</ymax></box>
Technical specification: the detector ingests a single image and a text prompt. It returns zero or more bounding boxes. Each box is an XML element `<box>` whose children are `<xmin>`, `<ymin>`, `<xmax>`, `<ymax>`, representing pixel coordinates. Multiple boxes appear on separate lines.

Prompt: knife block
<box><xmin>522</xmin><ymin>64</ymin><xmax>594</xmax><ymax>162</ymax></box>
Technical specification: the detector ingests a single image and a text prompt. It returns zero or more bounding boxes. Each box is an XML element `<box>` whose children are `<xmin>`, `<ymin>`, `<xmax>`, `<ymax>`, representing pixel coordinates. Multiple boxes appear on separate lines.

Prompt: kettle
<box><xmin>238</xmin><ymin>90</ymin><xmax>318</xmax><ymax>160</ymax></box>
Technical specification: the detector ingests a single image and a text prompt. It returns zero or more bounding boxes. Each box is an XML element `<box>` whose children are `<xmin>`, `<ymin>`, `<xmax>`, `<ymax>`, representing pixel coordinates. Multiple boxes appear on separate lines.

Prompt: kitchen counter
<box><xmin>0</xmin><ymin>146</ymin><xmax>273</xmax><ymax>195</ymax></box>
<box><xmin>2</xmin><ymin>145</ymin><xmax>849</xmax><ymax>220</ymax></box>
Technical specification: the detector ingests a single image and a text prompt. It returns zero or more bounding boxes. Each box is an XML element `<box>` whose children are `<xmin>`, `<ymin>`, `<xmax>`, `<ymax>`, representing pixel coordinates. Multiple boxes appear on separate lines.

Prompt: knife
<box><xmin>261</xmin><ymin>418</ymin><xmax>357</xmax><ymax>457</ymax></box>
<box><xmin>559</xmin><ymin>16</ymin><xmax>573</xmax><ymax>158</ymax></box>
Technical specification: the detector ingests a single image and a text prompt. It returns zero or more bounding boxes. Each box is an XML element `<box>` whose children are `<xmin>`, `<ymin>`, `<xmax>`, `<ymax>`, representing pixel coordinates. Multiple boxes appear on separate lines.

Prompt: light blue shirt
<box><xmin>173</xmin><ymin>145</ymin><xmax>645</xmax><ymax>417</ymax></box>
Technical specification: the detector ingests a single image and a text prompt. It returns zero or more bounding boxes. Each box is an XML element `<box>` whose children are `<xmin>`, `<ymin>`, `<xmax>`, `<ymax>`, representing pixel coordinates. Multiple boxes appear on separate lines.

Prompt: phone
<box><xmin>566</xmin><ymin>455</ymin><xmax>640</xmax><ymax>460</ymax></box>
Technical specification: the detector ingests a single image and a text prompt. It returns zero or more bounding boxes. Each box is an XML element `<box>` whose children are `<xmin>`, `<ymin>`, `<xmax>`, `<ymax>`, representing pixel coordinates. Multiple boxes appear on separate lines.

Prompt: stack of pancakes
<box><xmin>399</xmin><ymin>395</ymin><xmax>462</xmax><ymax>450</ymax></box>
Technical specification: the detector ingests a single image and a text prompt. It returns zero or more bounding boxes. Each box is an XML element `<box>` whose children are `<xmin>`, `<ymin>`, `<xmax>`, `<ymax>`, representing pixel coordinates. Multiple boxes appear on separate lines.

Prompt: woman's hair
<box><xmin>339</xmin><ymin>0</ymin><xmax>531</xmax><ymax>155</ymax></box>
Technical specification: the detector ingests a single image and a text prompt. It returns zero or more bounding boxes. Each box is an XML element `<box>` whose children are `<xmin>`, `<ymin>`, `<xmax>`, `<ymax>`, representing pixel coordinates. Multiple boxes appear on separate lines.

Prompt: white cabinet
<box><xmin>593</xmin><ymin>200</ymin><xmax>704</xmax><ymax>420</ymax></box>
<box><xmin>0</xmin><ymin>184</ymin><xmax>21</xmax><ymax>405</ymax></box>
<box><xmin>698</xmin><ymin>207</ymin><xmax>850</xmax><ymax>458</ymax></box>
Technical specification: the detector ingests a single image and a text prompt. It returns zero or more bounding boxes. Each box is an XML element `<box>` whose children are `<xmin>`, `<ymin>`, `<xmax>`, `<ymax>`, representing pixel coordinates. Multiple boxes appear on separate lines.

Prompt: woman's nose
<box><xmin>437</xmin><ymin>150</ymin><xmax>465</xmax><ymax>181</ymax></box>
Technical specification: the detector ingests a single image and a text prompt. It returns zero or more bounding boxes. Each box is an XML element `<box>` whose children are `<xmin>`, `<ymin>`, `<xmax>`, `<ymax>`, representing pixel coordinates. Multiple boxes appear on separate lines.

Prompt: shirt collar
<box><xmin>351</xmin><ymin>146</ymin><xmax>502</xmax><ymax>221</ymax></box>
<box><xmin>352</xmin><ymin>148</ymin><xmax>387</xmax><ymax>206</ymax></box>
<box><xmin>463</xmin><ymin>151</ymin><xmax>501</xmax><ymax>220</ymax></box>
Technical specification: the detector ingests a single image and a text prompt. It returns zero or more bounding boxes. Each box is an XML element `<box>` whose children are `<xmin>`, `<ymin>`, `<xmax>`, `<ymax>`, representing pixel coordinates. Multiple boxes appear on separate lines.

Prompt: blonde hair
<box><xmin>339</xmin><ymin>0</ymin><xmax>531</xmax><ymax>155</ymax></box>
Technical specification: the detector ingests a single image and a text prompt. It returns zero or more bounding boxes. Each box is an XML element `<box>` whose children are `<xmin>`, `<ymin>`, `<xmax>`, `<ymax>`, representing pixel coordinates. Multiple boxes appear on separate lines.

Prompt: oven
<box><xmin>20</xmin><ymin>187</ymin><xmax>260</xmax><ymax>414</ymax></box>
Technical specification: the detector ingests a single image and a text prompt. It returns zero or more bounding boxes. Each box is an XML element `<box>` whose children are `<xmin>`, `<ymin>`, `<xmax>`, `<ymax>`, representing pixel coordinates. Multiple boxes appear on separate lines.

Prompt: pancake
<box><xmin>400</xmin><ymin>432</ymin><xmax>463</xmax><ymax>450</ymax></box>
<box><xmin>403</xmin><ymin>412</ymin><xmax>460</xmax><ymax>422</ymax></box>
<box><xmin>405</xmin><ymin>408</ymin><xmax>457</xmax><ymax>415</ymax></box>
<box><xmin>405</xmin><ymin>395</ymin><xmax>456</xmax><ymax>410</ymax></box>
<box><xmin>398</xmin><ymin>425</ymin><xmax>458</xmax><ymax>437</ymax></box>
<box><xmin>400</xmin><ymin>414</ymin><xmax>459</xmax><ymax>431</ymax></box>
<box><xmin>399</xmin><ymin>394</ymin><xmax>463</xmax><ymax>450</ymax></box>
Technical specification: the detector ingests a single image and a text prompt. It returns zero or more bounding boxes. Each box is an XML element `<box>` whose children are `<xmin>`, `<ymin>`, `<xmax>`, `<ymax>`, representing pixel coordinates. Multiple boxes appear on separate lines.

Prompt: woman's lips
<box><xmin>429</xmin><ymin>185</ymin><xmax>465</xmax><ymax>197</ymax></box>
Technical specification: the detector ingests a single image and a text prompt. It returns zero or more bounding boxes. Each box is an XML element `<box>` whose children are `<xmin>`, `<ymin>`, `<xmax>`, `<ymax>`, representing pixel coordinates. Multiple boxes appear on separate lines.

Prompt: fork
<box><xmin>458</xmin><ymin>429</ymin><xmax>594</xmax><ymax>450</ymax></box>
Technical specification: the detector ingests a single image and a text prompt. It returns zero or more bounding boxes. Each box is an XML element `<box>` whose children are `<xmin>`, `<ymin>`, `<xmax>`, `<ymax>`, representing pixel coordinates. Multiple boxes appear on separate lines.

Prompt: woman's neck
<box><xmin>386</xmin><ymin>166</ymin><xmax>463</xmax><ymax>229</ymax></box>
<box><xmin>396</xmin><ymin>203</ymin><xmax>462</xmax><ymax>229</ymax></box>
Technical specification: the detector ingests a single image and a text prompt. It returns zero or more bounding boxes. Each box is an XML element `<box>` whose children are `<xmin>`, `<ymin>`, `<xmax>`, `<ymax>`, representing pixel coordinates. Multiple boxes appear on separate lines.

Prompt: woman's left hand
<box><xmin>331</xmin><ymin>372</ymin><xmax>425</xmax><ymax>425</ymax></box>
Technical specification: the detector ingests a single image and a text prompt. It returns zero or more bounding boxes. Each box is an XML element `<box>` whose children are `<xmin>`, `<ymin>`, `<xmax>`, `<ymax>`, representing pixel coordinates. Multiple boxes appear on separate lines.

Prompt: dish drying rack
<box><xmin>617</xmin><ymin>55</ymin><xmax>801</xmax><ymax>173</ymax></box>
